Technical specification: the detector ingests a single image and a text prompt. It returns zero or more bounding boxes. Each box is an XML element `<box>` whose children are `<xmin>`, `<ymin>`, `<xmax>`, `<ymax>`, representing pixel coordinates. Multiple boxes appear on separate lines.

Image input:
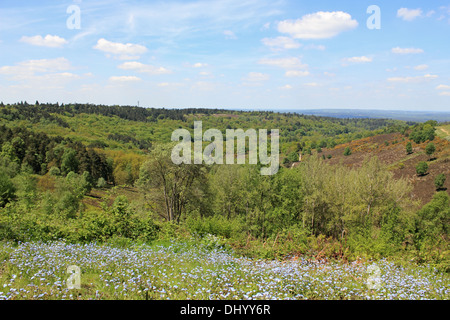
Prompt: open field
<box><xmin>1</xmin><ymin>241</ymin><xmax>448</xmax><ymax>300</ymax></box>
<box><xmin>437</xmin><ymin>125</ymin><xmax>450</xmax><ymax>141</ymax></box>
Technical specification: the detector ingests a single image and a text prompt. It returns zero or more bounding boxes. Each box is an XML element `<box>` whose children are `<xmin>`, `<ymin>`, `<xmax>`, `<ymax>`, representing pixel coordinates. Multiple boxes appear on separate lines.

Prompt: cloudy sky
<box><xmin>0</xmin><ymin>0</ymin><xmax>450</xmax><ymax>111</ymax></box>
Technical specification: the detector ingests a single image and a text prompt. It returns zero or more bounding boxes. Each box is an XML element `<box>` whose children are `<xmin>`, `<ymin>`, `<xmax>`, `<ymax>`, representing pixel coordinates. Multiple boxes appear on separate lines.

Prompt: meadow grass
<box><xmin>0</xmin><ymin>239</ymin><xmax>448</xmax><ymax>300</ymax></box>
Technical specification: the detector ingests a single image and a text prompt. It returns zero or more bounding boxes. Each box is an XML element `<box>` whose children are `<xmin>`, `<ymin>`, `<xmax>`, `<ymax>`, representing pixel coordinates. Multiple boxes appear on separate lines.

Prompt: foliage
<box><xmin>435</xmin><ymin>174</ymin><xmax>446</xmax><ymax>191</ymax></box>
<box><xmin>0</xmin><ymin>170</ymin><xmax>16</xmax><ymax>207</ymax></box>
<box><xmin>425</xmin><ymin>142</ymin><xmax>436</xmax><ymax>159</ymax></box>
<box><xmin>97</xmin><ymin>177</ymin><xmax>107</xmax><ymax>188</ymax></box>
<box><xmin>406</xmin><ymin>142</ymin><xmax>413</xmax><ymax>154</ymax></box>
<box><xmin>408</xmin><ymin>121</ymin><xmax>437</xmax><ymax>144</ymax></box>
<box><xmin>137</xmin><ymin>144</ymin><xmax>207</xmax><ymax>222</ymax></box>
<box><xmin>0</xmin><ymin>102</ymin><xmax>448</xmax><ymax>274</ymax></box>
<box><xmin>416</xmin><ymin>162</ymin><xmax>429</xmax><ymax>176</ymax></box>
<box><xmin>413</xmin><ymin>192</ymin><xmax>450</xmax><ymax>270</ymax></box>
<box><xmin>0</xmin><ymin>125</ymin><xmax>113</xmax><ymax>183</ymax></box>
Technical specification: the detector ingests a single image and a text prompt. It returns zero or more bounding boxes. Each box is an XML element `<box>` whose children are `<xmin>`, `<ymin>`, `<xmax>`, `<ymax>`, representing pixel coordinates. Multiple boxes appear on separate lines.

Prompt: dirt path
<box><xmin>440</xmin><ymin>128</ymin><xmax>450</xmax><ymax>136</ymax></box>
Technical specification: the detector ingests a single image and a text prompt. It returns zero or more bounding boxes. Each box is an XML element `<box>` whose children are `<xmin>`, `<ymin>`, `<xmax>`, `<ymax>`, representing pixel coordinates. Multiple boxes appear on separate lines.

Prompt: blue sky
<box><xmin>0</xmin><ymin>0</ymin><xmax>449</xmax><ymax>111</ymax></box>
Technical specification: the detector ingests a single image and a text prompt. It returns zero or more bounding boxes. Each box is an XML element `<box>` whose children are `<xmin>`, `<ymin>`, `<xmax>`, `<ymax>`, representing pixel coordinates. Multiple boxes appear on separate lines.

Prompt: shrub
<box><xmin>435</xmin><ymin>174</ymin><xmax>446</xmax><ymax>190</ymax></box>
<box><xmin>415</xmin><ymin>192</ymin><xmax>450</xmax><ymax>246</ymax></box>
<box><xmin>344</xmin><ymin>147</ymin><xmax>352</xmax><ymax>156</ymax></box>
<box><xmin>406</xmin><ymin>142</ymin><xmax>413</xmax><ymax>155</ymax></box>
<box><xmin>48</xmin><ymin>166</ymin><xmax>61</xmax><ymax>176</ymax></box>
<box><xmin>0</xmin><ymin>170</ymin><xmax>16</xmax><ymax>207</ymax></box>
<box><xmin>425</xmin><ymin>143</ymin><xmax>436</xmax><ymax>160</ymax></box>
<box><xmin>185</xmin><ymin>215</ymin><xmax>245</xmax><ymax>240</ymax></box>
<box><xmin>97</xmin><ymin>177</ymin><xmax>107</xmax><ymax>188</ymax></box>
<box><xmin>416</xmin><ymin>161</ymin><xmax>429</xmax><ymax>176</ymax></box>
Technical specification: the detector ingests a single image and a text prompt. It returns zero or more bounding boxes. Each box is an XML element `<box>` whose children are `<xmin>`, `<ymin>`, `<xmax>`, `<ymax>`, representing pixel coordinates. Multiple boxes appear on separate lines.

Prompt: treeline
<box><xmin>0</xmin><ymin>103</ymin><xmax>69</xmax><ymax>128</ymax></box>
<box><xmin>0</xmin><ymin>125</ymin><xmax>113</xmax><ymax>183</ymax></box>
<box><xmin>1</xmin><ymin>102</ymin><xmax>229</xmax><ymax>123</ymax></box>
<box><xmin>1</xmin><ymin>102</ymin><xmax>404</xmax><ymax>134</ymax></box>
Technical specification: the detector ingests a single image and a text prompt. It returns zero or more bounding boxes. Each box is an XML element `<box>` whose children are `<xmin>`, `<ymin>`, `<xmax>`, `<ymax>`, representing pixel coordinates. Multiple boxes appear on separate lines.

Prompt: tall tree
<box><xmin>137</xmin><ymin>144</ymin><xmax>206</xmax><ymax>222</ymax></box>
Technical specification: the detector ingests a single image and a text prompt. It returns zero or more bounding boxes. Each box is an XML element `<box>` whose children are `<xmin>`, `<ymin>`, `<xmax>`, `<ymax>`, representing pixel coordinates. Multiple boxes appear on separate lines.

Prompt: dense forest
<box><xmin>0</xmin><ymin>102</ymin><xmax>448</xmax><ymax>274</ymax></box>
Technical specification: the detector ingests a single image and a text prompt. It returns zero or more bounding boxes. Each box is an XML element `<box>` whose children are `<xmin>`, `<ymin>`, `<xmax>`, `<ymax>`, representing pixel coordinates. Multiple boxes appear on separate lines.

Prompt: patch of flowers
<box><xmin>0</xmin><ymin>240</ymin><xmax>448</xmax><ymax>300</ymax></box>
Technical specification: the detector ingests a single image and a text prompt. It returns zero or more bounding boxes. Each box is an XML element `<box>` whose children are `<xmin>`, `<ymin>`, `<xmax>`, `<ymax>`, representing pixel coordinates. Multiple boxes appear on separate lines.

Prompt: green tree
<box><xmin>344</xmin><ymin>147</ymin><xmax>352</xmax><ymax>156</ymax></box>
<box><xmin>435</xmin><ymin>174</ymin><xmax>446</xmax><ymax>191</ymax></box>
<box><xmin>415</xmin><ymin>191</ymin><xmax>450</xmax><ymax>243</ymax></box>
<box><xmin>416</xmin><ymin>161</ymin><xmax>429</xmax><ymax>176</ymax></box>
<box><xmin>0</xmin><ymin>170</ymin><xmax>16</xmax><ymax>207</ymax></box>
<box><xmin>406</xmin><ymin>142</ymin><xmax>413</xmax><ymax>155</ymax></box>
<box><xmin>61</xmin><ymin>148</ymin><xmax>79</xmax><ymax>175</ymax></box>
<box><xmin>97</xmin><ymin>177</ymin><xmax>107</xmax><ymax>188</ymax></box>
<box><xmin>137</xmin><ymin>144</ymin><xmax>207</xmax><ymax>222</ymax></box>
<box><xmin>111</xmin><ymin>195</ymin><xmax>132</xmax><ymax>238</ymax></box>
<box><xmin>425</xmin><ymin>143</ymin><xmax>436</xmax><ymax>160</ymax></box>
<box><xmin>48</xmin><ymin>166</ymin><xmax>61</xmax><ymax>176</ymax></box>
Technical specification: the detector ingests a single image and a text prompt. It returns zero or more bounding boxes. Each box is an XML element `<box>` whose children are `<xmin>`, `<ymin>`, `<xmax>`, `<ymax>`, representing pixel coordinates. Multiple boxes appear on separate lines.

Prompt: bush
<box><xmin>344</xmin><ymin>147</ymin><xmax>352</xmax><ymax>156</ymax></box>
<box><xmin>185</xmin><ymin>215</ymin><xmax>245</xmax><ymax>240</ymax></box>
<box><xmin>0</xmin><ymin>170</ymin><xmax>16</xmax><ymax>207</ymax></box>
<box><xmin>435</xmin><ymin>174</ymin><xmax>446</xmax><ymax>191</ymax></box>
<box><xmin>48</xmin><ymin>166</ymin><xmax>61</xmax><ymax>176</ymax></box>
<box><xmin>416</xmin><ymin>161</ymin><xmax>429</xmax><ymax>176</ymax></box>
<box><xmin>406</xmin><ymin>142</ymin><xmax>413</xmax><ymax>155</ymax></box>
<box><xmin>97</xmin><ymin>177</ymin><xmax>107</xmax><ymax>188</ymax></box>
<box><xmin>425</xmin><ymin>143</ymin><xmax>436</xmax><ymax>160</ymax></box>
<box><xmin>415</xmin><ymin>191</ymin><xmax>450</xmax><ymax>263</ymax></box>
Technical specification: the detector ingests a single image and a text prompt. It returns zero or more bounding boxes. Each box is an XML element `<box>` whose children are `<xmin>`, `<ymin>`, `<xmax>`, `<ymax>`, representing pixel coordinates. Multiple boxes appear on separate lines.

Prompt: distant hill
<box><xmin>279</xmin><ymin>109</ymin><xmax>450</xmax><ymax>123</ymax></box>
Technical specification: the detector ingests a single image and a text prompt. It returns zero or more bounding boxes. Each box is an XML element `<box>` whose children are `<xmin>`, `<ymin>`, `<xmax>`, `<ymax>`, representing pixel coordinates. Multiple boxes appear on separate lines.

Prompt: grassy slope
<box><xmin>317</xmin><ymin>132</ymin><xmax>450</xmax><ymax>205</ymax></box>
<box><xmin>437</xmin><ymin>124</ymin><xmax>450</xmax><ymax>141</ymax></box>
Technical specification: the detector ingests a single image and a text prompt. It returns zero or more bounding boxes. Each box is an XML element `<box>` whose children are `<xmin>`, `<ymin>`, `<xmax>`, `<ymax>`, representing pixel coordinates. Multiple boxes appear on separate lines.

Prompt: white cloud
<box><xmin>223</xmin><ymin>30</ymin><xmax>237</xmax><ymax>39</ymax></box>
<box><xmin>94</xmin><ymin>38</ymin><xmax>148</xmax><ymax>60</ymax></box>
<box><xmin>285</xmin><ymin>70</ymin><xmax>310</xmax><ymax>77</ymax></box>
<box><xmin>258</xmin><ymin>57</ymin><xmax>308</xmax><ymax>70</ymax></box>
<box><xmin>426</xmin><ymin>10</ymin><xmax>436</xmax><ymax>18</ymax></box>
<box><xmin>304</xmin><ymin>44</ymin><xmax>326</xmax><ymax>51</ymax></box>
<box><xmin>277</xmin><ymin>11</ymin><xmax>358</xmax><ymax>39</ymax></box>
<box><xmin>397</xmin><ymin>8</ymin><xmax>423</xmax><ymax>21</ymax></box>
<box><xmin>391</xmin><ymin>47</ymin><xmax>424</xmax><ymax>54</ymax></box>
<box><xmin>0</xmin><ymin>57</ymin><xmax>73</xmax><ymax>81</ymax></box>
<box><xmin>304</xmin><ymin>82</ymin><xmax>321</xmax><ymax>87</ymax></box>
<box><xmin>280</xmin><ymin>84</ymin><xmax>293</xmax><ymax>90</ymax></box>
<box><xmin>118</xmin><ymin>61</ymin><xmax>171</xmax><ymax>75</ymax></box>
<box><xmin>193</xmin><ymin>62</ymin><xmax>208</xmax><ymax>68</ymax></box>
<box><xmin>388</xmin><ymin>74</ymin><xmax>438</xmax><ymax>83</ymax></box>
<box><xmin>191</xmin><ymin>81</ymin><xmax>216</xmax><ymax>91</ymax></box>
<box><xmin>20</xmin><ymin>34</ymin><xmax>68</xmax><ymax>48</ymax></box>
<box><xmin>436</xmin><ymin>84</ymin><xmax>450</xmax><ymax>90</ymax></box>
<box><xmin>243</xmin><ymin>72</ymin><xmax>270</xmax><ymax>82</ymax></box>
<box><xmin>414</xmin><ymin>64</ymin><xmax>429</xmax><ymax>71</ymax></box>
<box><xmin>439</xmin><ymin>91</ymin><xmax>450</xmax><ymax>96</ymax></box>
<box><xmin>342</xmin><ymin>56</ymin><xmax>373</xmax><ymax>64</ymax></box>
<box><xmin>109</xmin><ymin>76</ymin><xmax>142</xmax><ymax>82</ymax></box>
<box><xmin>259</xmin><ymin>56</ymin><xmax>309</xmax><ymax>78</ymax></box>
<box><xmin>261</xmin><ymin>36</ymin><xmax>301</xmax><ymax>50</ymax></box>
